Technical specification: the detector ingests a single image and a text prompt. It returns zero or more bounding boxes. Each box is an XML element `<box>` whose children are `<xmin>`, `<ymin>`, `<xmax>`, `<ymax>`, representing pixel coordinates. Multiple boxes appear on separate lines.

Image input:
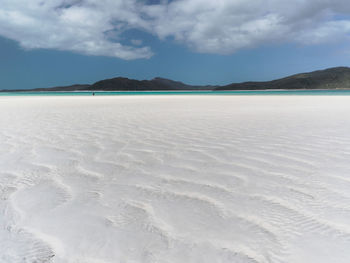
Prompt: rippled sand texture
<box><xmin>1</xmin><ymin>96</ymin><xmax>350</xmax><ymax>263</ymax></box>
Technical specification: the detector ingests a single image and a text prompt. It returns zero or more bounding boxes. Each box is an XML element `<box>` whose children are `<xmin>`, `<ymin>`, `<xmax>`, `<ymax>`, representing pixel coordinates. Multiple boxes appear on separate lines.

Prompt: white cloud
<box><xmin>144</xmin><ymin>0</ymin><xmax>350</xmax><ymax>54</ymax></box>
<box><xmin>0</xmin><ymin>0</ymin><xmax>350</xmax><ymax>59</ymax></box>
<box><xmin>0</xmin><ymin>0</ymin><xmax>153</xmax><ymax>59</ymax></box>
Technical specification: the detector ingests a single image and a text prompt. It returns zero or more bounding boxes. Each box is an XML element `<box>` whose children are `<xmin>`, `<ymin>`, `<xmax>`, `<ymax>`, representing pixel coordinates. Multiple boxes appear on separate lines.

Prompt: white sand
<box><xmin>1</xmin><ymin>95</ymin><xmax>350</xmax><ymax>263</ymax></box>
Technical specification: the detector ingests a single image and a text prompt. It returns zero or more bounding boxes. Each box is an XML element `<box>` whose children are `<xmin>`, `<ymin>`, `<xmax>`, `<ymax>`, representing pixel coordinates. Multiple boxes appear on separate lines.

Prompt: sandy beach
<box><xmin>1</xmin><ymin>95</ymin><xmax>350</xmax><ymax>263</ymax></box>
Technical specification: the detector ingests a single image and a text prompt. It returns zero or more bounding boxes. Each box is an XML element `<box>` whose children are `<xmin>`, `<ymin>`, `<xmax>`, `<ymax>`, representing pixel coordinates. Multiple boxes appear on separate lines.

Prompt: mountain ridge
<box><xmin>2</xmin><ymin>67</ymin><xmax>350</xmax><ymax>92</ymax></box>
<box><xmin>217</xmin><ymin>67</ymin><xmax>350</xmax><ymax>90</ymax></box>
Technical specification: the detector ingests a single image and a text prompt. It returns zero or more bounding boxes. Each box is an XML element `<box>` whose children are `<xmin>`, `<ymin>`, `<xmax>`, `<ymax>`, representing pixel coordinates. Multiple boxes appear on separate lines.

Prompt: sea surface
<box><xmin>2</xmin><ymin>89</ymin><xmax>350</xmax><ymax>96</ymax></box>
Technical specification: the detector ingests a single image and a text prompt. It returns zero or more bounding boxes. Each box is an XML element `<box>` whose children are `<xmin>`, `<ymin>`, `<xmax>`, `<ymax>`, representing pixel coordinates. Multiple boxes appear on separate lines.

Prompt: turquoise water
<box><xmin>1</xmin><ymin>90</ymin><xmax>350</xmax><ymax>96</ymax></box>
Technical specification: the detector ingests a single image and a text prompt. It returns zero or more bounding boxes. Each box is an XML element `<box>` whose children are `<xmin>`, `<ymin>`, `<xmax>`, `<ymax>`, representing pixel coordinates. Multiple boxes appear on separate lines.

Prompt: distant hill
<box><xmin>85</xmin><ymin>77</ymin><xmax>215</xmax><ymax>91</ymax></box>
<box><xmin>216</xmin><ymin>67</ymin><xmax>350</xmax><ymax>90</ymax></box>
<box><xmin>1</xmin><ymin>84</ymin><xmax>90</xmax><ymax>92</ymax></box>
<box><xmin>2</xmin><ymin>67</ymin><xmax>350</xmax><ymax>92</ymax></box>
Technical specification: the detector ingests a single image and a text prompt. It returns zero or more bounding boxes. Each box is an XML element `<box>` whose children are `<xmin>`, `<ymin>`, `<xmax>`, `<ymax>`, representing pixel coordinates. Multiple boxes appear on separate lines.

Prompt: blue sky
<box><xmin>1</xmin><ymin>0</ymin><xmax>350</xmax><ymax>90</ymax></box>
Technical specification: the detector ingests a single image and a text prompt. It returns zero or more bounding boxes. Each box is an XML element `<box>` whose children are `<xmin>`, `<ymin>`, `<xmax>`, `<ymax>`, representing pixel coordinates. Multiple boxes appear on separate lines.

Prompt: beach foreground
<box><xmin>1</xmin><ymin>95</ymin><xmax>350</xmax><ymax>263</ymax></box>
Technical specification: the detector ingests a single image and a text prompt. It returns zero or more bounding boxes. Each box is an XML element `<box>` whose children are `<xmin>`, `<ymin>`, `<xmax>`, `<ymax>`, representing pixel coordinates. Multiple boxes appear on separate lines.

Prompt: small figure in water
<box><xmin>92</xmin><ymin>92</ymin><xmax>95</xmax><ymax>96</ymax></box>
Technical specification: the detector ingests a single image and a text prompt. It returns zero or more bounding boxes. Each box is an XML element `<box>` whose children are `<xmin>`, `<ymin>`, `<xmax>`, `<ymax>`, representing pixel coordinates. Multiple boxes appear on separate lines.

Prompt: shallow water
<box><xmin>2</xmin><ymin>89</ymin><xmax>350</xmax><ymax>96</ymax></box>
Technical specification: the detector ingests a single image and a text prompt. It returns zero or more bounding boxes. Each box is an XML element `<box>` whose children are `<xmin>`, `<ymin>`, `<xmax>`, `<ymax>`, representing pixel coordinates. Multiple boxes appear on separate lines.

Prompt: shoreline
<box><xmin>2</xmin><ymin>89</ymin><xmax>350</xmax><ymax>96</ymax></box>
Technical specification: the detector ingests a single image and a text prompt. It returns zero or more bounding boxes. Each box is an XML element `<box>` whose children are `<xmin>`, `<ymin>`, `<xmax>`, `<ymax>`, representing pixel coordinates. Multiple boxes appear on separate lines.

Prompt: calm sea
<box><xmin>1</xmin><ymin>90</ymin><xmax>350</xmax><ymax>96</ymax></box>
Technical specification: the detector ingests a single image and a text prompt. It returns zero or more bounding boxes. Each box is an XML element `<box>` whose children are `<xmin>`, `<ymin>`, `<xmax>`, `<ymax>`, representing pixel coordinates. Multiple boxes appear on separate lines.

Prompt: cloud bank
<box><xmin>1</xmin><ymin>0</ymin><xmax>350</xmax><ymax>59</ymax></box>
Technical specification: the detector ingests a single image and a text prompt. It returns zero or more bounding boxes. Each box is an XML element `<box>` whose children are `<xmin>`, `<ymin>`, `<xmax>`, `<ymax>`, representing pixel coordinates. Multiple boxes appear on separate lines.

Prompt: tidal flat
<box><xmin>1</xmin><ymin>95</ymin><xmax>350</xmax><ymax>263</ymax></box>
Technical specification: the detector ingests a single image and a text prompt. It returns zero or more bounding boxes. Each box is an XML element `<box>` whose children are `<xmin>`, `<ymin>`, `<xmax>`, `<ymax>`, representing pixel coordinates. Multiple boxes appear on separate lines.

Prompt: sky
<box><xmin>1</xmin><ymin>0</ymin><xmax>350</xmax><ymax>90</ymax></box>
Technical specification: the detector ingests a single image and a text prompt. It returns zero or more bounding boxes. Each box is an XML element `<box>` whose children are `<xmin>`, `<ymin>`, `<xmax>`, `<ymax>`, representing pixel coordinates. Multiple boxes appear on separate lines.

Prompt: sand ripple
<box><xmin>1</xmin><ymin>96</ymin><xmax>350</xmax><ymax>262</ymax></box>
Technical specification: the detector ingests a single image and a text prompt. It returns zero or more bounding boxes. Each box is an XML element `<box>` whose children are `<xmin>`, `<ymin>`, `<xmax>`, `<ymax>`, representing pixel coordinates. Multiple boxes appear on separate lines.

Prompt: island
<box><xmin>2</xmin><ymin>67</ymin><xmax>350</xmax><ymax>92</ymax></box>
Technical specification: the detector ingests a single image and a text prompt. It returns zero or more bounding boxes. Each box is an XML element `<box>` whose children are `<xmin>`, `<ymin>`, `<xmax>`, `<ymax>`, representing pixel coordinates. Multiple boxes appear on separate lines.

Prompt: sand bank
<box><xmin>1</xmin><ymin>96</ymin><xmax>350</xmax><ymax>263</ymax></box>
